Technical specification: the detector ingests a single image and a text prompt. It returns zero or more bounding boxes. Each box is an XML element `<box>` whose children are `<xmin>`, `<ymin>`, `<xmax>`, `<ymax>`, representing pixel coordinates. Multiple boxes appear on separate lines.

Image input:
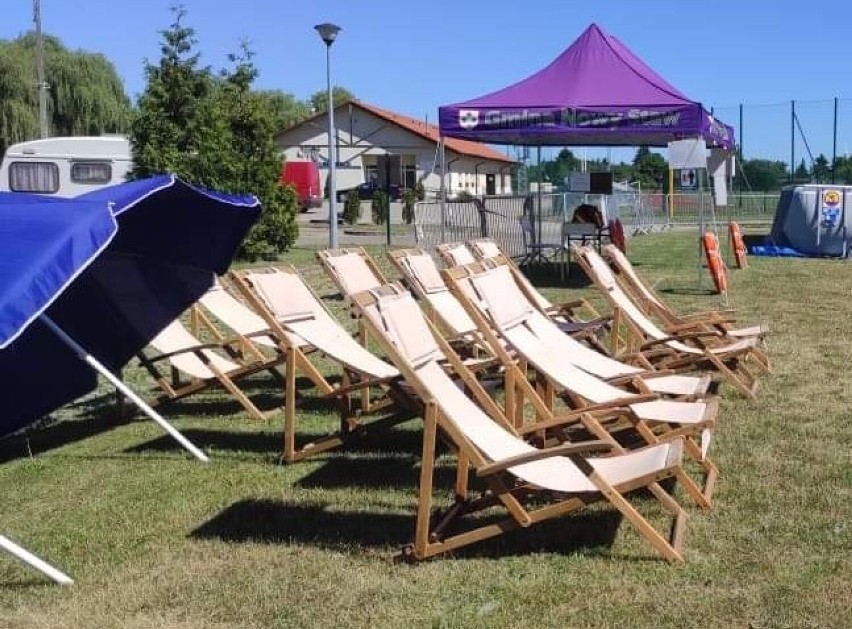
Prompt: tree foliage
<box><xmin>309</xmin><ymin>86</ymin><xmax>355</xmax><ymax>114</ymax></box>
<box><xmin>632</xmin><ymin>146</ymin><xmax>668</xmax><ymax>189</ymax></box>
<box><xmin>255</xmin><ymin>89</ymin><xmax>311</xmax><ymax>132</ymax></box>
<box><xmin>130</xmin><ymin>7</ymin><xmax>297</xmax><ymax>259</ymax></box>
<box><xmin>738</xmin><ymin>159</ymin><xmax>788</xmax><ymax>191</ymax></box>
<box><xmin>0</xmin><ymin>33</ymin><xmax>131</xmax><ymax>156</ymax></box>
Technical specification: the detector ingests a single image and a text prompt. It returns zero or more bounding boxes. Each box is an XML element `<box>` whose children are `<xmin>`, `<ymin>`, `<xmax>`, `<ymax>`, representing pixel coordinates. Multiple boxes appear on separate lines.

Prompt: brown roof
<box><xmin>354</xmin><ymin>101</ymin><xmax>514</xmax><ymax>164</ymax></box>
<box><xmin>277</xmin><ymin>99</ymin><xmax>514</xmax><ymax>164</ymax></box>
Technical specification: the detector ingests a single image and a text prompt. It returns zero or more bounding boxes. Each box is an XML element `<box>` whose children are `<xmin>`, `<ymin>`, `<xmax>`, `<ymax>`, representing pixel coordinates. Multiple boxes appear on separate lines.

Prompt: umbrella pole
<box><xmin>0</xmin><ymin>534</ymin><xmax>73</xmax><ymax>585</ymax></box>
<box><xmin>39</xmin><ymin>316</ymin><xmax>209</xmax><ymax>463</ymax></box>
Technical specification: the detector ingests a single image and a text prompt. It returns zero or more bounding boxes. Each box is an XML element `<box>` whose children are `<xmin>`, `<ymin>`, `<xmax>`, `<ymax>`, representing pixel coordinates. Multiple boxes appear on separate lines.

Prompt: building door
<box><xmin>485</xmin><ymin>173</ymin><xmax>496</xmax><ymax>196</ymax></box>
<box><xmin>376</xmin><ymin>155</ymin><xmax>402</xmax><ymax>196</ymax></box>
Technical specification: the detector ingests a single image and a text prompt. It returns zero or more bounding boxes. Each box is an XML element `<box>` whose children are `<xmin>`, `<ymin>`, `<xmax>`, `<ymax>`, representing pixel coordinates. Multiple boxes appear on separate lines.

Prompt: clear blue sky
<box><xmin>5</xmin><ymin>0</ymin><xmax>852</xmax><ymax>164</ymax></box>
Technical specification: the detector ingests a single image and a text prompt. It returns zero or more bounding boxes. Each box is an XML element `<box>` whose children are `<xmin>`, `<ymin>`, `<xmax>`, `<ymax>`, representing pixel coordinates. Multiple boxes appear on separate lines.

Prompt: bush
<box><xmin>344</xmin><ymin>191</ymin><xmax>361</xmax><ymax>225</ymax></box>
<box><xmin>239</xmin><ymin>184</ymin><xmax>299</xmax><ymax>261</ymax></box>
<box><xmin>401</xmin><ymin>187</ymin><xmax>417</xmax><ymax>225</ymax></box>
<box><xmin>371</xmin><ymin>190</ymin><xmax>389</xmax><ymax>225</ymax></box>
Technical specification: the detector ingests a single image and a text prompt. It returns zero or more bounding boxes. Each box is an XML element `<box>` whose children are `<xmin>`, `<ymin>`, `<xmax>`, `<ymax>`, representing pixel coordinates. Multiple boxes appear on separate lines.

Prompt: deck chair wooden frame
<box><xmin>137</xmin><ymin>319</ymin><xmax>285</xmax><ymax>422</ymax></box>
<box><xmin>352</xmin><ymin>285</ymin><xmax>693</xmax><ymax>563</ymax></box>
<box><xmin>573</xmin><ymin>245</ymin><xmax>770</xmax><ymax>399</ymax></box>
<box><xmin>386</xmin><ymin>248</ymin><xmax>493</xmax><ymax>355</ymax></box>
<box><xmin>459</xmin><ymin>238</ymin><xmax>612</xmax><ymax>345</ymax></box>
<box><xmin>316</xmin><ymin>247</ymin><xmax>391</xmax><ymax>411</ymax></box>
<box><xmin>228</xmin><ymin>265</ymin><xmax>415</xmax><ymax>462</ymax></box>
<box><xmin>442</xmin><ymin>263</ymin><xmax>719</xmax><ymax>510</ymax></box>
<box><xmin>602</xmin><ymin>244</ymin><xmax>766</xmax><ymax>341</ymax></box>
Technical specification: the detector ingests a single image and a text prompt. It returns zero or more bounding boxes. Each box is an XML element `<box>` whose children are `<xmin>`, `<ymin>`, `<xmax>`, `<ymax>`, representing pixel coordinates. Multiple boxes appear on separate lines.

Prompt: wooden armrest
<box><xmin>476</xmin><ymin>440</ymin><xmax>613</xmax><ymax>477</ymax></box>
<box><xmin>324</xmin><ymin>374</ymin><xmax>400</xmax><ymax>398</ymax></box>
<box><xmin>664</xmin><ymin>321</ymin><xmax>724</xmax><ymax>334</ymax></box>
<box><xmin>146</xmin><ymin>342</ymin><xmax>225</xmax><ymax>363</ymax></box>
<box><xmin>640</xmin><ymin>330</ymin><xmax>720</xmax><ymax>349</ymax></box>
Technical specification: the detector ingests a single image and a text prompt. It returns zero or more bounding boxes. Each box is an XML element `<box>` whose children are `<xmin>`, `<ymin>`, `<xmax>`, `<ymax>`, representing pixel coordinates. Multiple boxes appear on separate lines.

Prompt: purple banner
<box><xmin>439</xmin><ymin>104</ymin><xmax>734</xmax><ymax>149</ymax></box>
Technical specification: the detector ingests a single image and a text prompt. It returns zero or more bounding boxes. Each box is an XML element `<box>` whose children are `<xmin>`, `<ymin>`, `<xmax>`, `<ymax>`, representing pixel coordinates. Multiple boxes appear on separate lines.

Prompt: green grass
<box><xmin>1</xmin><ymin>233</ymin><xmax>851</xmax><ymax>628</ymax></box>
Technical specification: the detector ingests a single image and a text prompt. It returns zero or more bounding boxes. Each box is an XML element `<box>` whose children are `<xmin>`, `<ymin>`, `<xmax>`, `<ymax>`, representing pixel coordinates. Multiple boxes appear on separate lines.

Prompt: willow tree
<box><xmin>0</xmin><ymin>33</ymin><xmax>131</xmax><ymax>156</ymax></box>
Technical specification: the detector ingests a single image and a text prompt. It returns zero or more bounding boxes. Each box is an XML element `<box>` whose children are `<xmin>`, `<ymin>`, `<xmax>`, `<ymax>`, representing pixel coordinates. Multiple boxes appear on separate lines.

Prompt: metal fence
<box><xmin>414</xmin><ymin>191</ymin><xmax>780</xmax><ymax>254</ymax></box>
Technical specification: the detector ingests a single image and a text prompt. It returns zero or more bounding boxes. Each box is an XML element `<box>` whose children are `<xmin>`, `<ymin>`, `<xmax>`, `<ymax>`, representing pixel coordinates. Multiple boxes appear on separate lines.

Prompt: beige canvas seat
<box><xmin>603</xmin><ymin>244</ymin><xmax>766</xmax><ymax>340</ymax></box>
<box><xmin>138</xmin><ymin>318</ymin><xmax>284</xmax><ymax>422</ymax></box>
<box><xmin>443</xmin><ymin>263</ymin><xmax>718</xmax><ymax>509</ymax></box>
<box><xmin>228</xmin><ymin>266</ymin><xmax>411</xmax><ymax>462</ymax></box>
<box><xmin>455</xmin><ymin>263</ymin><xmax>712</xmax><ymax>399</ymax></box>
<box><xmin>574</xmin><ymin>245</ymin><xmax>770</xmax><ymax>399</ymax></box>
<box><xmin>386</xmin><ymin>248</ymin><xmax>490</xmax><ymax>350</ymax></box>
<box><xmin>442</xmin><ymin>239</ymin><xmax>610</xmax><ymax>343</ymax></box>
<box><xmin>316</xmin><ymin>247</ymin><xmax>386</xmax><ymax>301</ymax></box>
<box><xmin>352</xmin><ymin>285</ymin><xmax>693</xmax><ymax>563</ymax></box>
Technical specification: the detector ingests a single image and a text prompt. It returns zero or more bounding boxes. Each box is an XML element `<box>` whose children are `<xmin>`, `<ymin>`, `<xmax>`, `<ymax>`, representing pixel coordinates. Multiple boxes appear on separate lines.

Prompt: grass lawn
<box><xmin>1</xmin><ymin>233</ymin><xmax>850</xmax><ymax>628</ymax></box>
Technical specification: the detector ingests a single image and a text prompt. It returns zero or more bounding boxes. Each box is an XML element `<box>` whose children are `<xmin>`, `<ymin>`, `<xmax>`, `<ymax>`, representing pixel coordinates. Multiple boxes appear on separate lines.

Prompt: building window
<box><xmin>9</xmin><ymin>161</ymin><xmax>60</xmax><ymax>193</ymax></box>
<box><xmin>403</xmin><ymin>164</ymin><xmax>417</xmax><ymax>189</ymax></box>
<box><xmin>365</xmin><ymin>164</ymin><xmax>378</xmax><ymax>184</ymax></box>
<box><xmin>71</xmin><ymin>161</ymin><xmax>112</xmax><ymax>184</ymax></box>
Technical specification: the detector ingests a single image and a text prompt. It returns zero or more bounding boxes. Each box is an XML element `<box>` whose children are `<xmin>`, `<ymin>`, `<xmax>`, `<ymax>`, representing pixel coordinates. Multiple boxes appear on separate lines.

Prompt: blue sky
<box><xmin>5</xmin><ymin>0</ymin><xmax>852</xmax><ymax>164</ymax></box>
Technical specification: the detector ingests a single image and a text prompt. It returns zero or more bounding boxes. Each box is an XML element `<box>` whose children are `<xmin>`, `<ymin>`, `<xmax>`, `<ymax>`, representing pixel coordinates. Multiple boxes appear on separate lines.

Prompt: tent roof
<box><xmin>438</xmin><ymin>23</ymin><xmax>734</xmax><ymax>148</ymax></box>
<box><xmin>453</xmin><ymin>24</ymin><xmax>693</xmax><ymax>109</ymax></box>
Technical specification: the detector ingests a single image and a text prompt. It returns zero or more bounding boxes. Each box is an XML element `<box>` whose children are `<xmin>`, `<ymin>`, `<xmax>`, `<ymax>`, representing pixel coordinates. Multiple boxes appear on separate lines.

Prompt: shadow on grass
<box><xmin>658</xmin><ymin>286</ymin><xmax>719</xmax><ymax>297</ymax></box>
<box><xmin>0</xmin><ymin>396</ymin><xmax>132</xmax><ymax>465</ymax></box>
<box><xmin>517</xmin><ymin>262</ymin><xmax>593</xmax><ymax>289</ymax></box>
<box><xmin>294</xmin><ymin>454</ymin><xmax>454</xmax><ymax>490</ymax></box>
<box><xmin>0</xmin><ymin>578</ymin><xmax>63</xmax><ymax>590</ymax></box>
<box><xmin>126</xmin><ymin>424</ymin><xmax>426</xmax><ymax>461</ymax></box>
<box><xmin>190</xmin><ymin>498</ymin><xmax>624</xmax><ymax>560</ymax></box>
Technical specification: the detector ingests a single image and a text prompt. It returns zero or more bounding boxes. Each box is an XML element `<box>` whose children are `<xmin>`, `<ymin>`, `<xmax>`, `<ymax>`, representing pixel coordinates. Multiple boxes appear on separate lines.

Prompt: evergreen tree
<box><xmin>129</xmin><ymin>6</ymin><xmax>212</xmax><ymax>178</ymax></box>
<box><xmin>130</xmin><ymin>7</ymin><xmax>298</xmax><ymax>259</ymax></box>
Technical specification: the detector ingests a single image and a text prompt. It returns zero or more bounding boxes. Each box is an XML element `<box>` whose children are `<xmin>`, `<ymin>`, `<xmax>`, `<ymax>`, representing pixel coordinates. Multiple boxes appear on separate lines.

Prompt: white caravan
<box><xmin>0</xmin><ymin>135</ymin><xmax>132</xmax><ymax>197</ymax></box>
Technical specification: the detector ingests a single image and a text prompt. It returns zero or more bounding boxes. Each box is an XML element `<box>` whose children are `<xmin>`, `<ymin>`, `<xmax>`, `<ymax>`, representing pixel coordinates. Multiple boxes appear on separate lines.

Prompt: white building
<box><xmin>274</xmin><ymin>100</ymin><xmax>514</xmax><ymax>198</ymax></box>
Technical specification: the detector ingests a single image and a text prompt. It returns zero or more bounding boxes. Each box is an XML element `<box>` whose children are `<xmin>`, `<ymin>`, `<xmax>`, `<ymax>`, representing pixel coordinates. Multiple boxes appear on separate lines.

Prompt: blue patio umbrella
<box><xmin>0</xmin><ymin>173</ymin><xmax>260</xmax><ymax>448</ymax></box>
<box><xmin>0</xmin><ymin>175</ymin><xmax>260</xmax><ymax>582</ymax></box>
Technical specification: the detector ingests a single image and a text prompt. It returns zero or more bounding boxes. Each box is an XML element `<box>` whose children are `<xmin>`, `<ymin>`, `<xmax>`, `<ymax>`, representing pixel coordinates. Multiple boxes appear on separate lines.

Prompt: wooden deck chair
<box><xmin>191</xmin><ymin>279</ymin><xmax>331</xmax><ymax>392</ymax></box>
<box><xmin>386</xmin><ymin>248</ymin><xmax>491</xmax><ymax>353</ymax></box>
<box><xmin>137</xmin><ymin>318</ymin><xmax>284</xmax><ymax>422</ymax></box>
<box><xmin>191</xmin><ymin>280</ymin><xmax>281</xmax><ymax>363</ymax></box>
<box><xmin>316</xmin><ymin>247</ymin><xmax>387</xmax><ymax>302</ymax></box>
<box><xmin>228</xmin><ymin>265</ymin><xmax>414</xmax><ymax>462</ymax></box>
<box><xmin>443</xmin><ymin>263</ymin><xmax>718</xmax><ymax>509</ymax></box>
<box><xmin>464</xmin><ymin>238</ymin><xmax>610</xmax><ymax>341</ymax></box>
<box><xmin>436</xmin><ymin>241</ymin><xmax>478</xmax><ymax>267</ymax></box>
<box><xmin>351</xmin><ymin>285</ymin><xmax>692</xmax><ymax>562</ymax></box>
<box><xmin>446</xmin><ymin>262</ymin><xmax>713</xmax><ymax>400</ymax></box>
<box><xmin>603</xmin><ymin>244</ymin><xmax>766</xmax><ymax>340</ymax></box>
<box><xmin>573</xmin><ymin>245</ymin><xmax>770</xmax><ymax>399</ymax></box>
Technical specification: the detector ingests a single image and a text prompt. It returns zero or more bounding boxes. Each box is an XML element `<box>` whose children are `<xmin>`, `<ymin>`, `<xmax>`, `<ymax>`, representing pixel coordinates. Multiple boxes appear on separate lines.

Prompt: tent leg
<box><xmin>39</xmin><ymin>315</ymin><xmax>209</xmax><ymax>463</ymax></box>
<box><xmin>0</xmin><ymin>534</ymin><xmax>73</xmax><ymax>585</ymax></box>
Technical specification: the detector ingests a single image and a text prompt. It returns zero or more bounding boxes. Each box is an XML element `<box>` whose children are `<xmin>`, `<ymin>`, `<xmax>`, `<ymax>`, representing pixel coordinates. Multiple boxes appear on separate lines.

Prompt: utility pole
<box><xmin>34</xmin><ymin>0</ymin><xmax>49</xmax><ymax>138</ymax></box>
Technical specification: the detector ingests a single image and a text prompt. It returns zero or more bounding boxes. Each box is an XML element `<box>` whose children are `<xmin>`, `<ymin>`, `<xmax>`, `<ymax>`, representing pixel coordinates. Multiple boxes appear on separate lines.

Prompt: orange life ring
<box><xmin>702</xmin><ymin>232</ymin><xmax>728</xmax><ymax>294</ymax></box>
<box><xmin>729</xmin><ymin>221</ymin><xmax>748</xmax><ymax>268</ymax></box>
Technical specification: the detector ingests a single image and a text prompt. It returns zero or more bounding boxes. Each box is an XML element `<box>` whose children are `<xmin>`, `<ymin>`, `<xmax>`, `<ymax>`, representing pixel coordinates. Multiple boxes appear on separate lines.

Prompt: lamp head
<box><xmin>314</xmin><ymin>23</ymin><xmax>341</xmax><ymax>46</ymax></box>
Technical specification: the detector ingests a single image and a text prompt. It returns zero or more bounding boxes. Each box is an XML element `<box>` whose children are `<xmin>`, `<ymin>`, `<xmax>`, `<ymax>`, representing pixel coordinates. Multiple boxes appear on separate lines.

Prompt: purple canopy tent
<box><xmin>436</xmin><ymin>23</ymin><xmax>735</xmax><ymax>255</ymax></box>
<box><xmin>438</xmin><ymin>23</ymin><xmax>734</xmax><ymax>149</ymax></box>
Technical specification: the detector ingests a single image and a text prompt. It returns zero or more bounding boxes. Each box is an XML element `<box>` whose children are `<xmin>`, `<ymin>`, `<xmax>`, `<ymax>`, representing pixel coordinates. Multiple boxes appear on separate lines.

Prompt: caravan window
<box><xmin>71</xmin><ymin>161</ymin><xmax>112</xmax><ymax>184</ymax></box>
<box><xmin>8</xmin><ymin>161</ymin><xmax>60</xmax><ymax>193</ymax></box>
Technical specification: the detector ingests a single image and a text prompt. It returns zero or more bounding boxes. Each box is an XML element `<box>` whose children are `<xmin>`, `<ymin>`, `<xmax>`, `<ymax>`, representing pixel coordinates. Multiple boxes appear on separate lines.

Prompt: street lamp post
<box><xmin>315</xmin><ymin>22</ymin><xmax>341</xmax><ymax>249</ymax></box>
